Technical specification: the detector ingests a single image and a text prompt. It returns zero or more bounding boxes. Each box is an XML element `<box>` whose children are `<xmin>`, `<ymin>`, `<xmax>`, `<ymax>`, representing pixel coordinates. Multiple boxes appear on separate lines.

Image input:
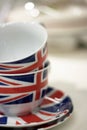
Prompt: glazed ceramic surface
<box><xmin>0</xmin><ymin>22</ymin><xmax>48</xmax><ymax>74</ymax></box>
<box><xmin>0</xmin><ymin>22</ymin><xmax>47</xmax><ymax>63</ymax></box>
<box><xmin>0</xmin><ymin>42</ymin><xmax>48</xmax><ymax>74</ymax></box>
<box><xmin>0</xmin><ymin>86</ymin><xmax>73</xmax><ymax>127</ymax></box>
<box><xmin>0</xmin><ymin>61</ymin><xmax>49</xmax><ymax>116</ymax></box>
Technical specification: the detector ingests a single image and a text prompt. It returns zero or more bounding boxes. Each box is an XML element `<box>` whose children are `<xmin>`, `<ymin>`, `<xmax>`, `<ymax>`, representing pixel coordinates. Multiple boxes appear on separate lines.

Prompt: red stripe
<box><xmin>16</xmin><ymin>121</ymin><xmax>21</xmax><ymax>125</ymax></box>
<box><xmin>0</xmin><ymin>112</ymin><xmax>4</xmax><ymax>115</ymax></box>
<box><xmin>20</xmin><ymin>113</ymin><xmax>44</xmax><ymax>123</ymax></box>
<box><xmin>0</xmin><ymin>64</ymin><xmax>22</xmax><ymax>69</ymax></box>
<box><xmin>0</xmin><ymin>78</ymin><xmax>21</xmax><ymax>85</ymax></box>
<box><xmin>0</xmin><ymin>79</ymin><xmax>48</xmax><ymax>94</ymax></box>
<box><xmin>39</xmin><ymin>110</ymin><xmax>57</xmax><ymax>116</ymax></box>
<box><xmin>41</xmin><ymin>90</ymin><xmax>64</xmax><ymax>106</ymax></box>
<box><xmin>35</xmin><ymin>72</ymin><xmax>41</xmax><ymax>100</ymax></box>
<box><xmin>40</xmin><ymin>98</ymin><xmax>53</xmax><ymax>106</ymax></box>
<box><xmin>0</xmin><ymin>94</ymin><xmax>27</xmax><ymax>103</ymax></box>
<box><xmin>35</xmin><ymin>89</ymin><xmax>41</xmax><ymax>101</ymax></box>
<box><xmin>49</xmin><ymin>91</ymin><xmax>64</xmax><ymax>99</ymax></box>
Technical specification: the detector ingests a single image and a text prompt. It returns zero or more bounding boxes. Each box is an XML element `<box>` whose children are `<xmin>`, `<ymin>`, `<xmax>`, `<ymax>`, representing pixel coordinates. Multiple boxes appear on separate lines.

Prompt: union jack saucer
<box><xmin>0</xmin><ymin>86</ymin><xmax>73</xmax><ymax>128</ymax></box>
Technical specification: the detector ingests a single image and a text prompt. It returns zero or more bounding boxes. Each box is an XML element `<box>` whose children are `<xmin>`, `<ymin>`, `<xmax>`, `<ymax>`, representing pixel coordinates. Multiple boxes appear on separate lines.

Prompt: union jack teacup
<box><xmin>0</xmin><ymin>61</ymin><xmax>50</xmax><ymax>116</ymax></box>
<box><xmin>0</xmin><ymin>22</ymin><xmax>48</xmax><ymax>74</ymax></box>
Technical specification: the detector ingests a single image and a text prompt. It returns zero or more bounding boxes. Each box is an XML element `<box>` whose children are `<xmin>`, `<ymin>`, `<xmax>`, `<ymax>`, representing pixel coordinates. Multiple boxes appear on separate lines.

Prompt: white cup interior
<box><xmin>0</xmin><ymin>22</ymin><xmax>47</xmax><ymax>63</ymax></box>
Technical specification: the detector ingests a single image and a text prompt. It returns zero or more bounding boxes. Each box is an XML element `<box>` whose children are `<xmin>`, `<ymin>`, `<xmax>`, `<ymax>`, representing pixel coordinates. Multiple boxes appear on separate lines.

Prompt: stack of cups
<box><xmin>0</xmin><ymin>22</ymin><xmax>50</xmax><ymax>116</ymax></box>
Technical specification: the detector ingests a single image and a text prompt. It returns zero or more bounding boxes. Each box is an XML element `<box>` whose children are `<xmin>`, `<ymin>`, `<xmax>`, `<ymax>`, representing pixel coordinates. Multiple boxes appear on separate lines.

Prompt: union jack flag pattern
<box><xmin>0</xmin><ymin>43</ymin><xmax>48</xmax><ymax>74</ymax></box>
<box><xmin>0</xmin><ymin>62</ymin><xmax>49</xmax><ymax>116</ymax></box>
<box><xmin>0</xmin><ymin>65</ymin><xmax>48</xmax><ymax>100</ymax></box>
<box><xmin>0</xmin><ymin>87</ymin><xmax>73</xmax><ymax>128</ymax></box>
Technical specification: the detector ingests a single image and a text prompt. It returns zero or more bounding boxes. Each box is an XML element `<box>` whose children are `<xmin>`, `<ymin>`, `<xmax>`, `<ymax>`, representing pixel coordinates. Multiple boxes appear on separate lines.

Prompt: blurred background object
<box><xmin>1</xmin><ymin>0</ymin><xmax>86</xmax><ymax>51</ymax></box>
<box><xmin>0</xmin><ymin>0</ymin><xmax>15</xmax><ymax>22</ymax></box>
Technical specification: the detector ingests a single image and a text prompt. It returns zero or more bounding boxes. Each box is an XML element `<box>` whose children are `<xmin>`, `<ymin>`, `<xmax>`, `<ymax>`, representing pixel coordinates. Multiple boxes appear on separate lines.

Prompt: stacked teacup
<box><xmin>0</xmin><ymin>22</ymin><xmax>49</xmax><ymax>116</ymax></box>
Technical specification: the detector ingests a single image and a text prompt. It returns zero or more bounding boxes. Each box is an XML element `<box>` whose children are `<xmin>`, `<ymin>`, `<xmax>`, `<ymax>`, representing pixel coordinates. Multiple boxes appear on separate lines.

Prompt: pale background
<box><xmin>0</xmin><ymin>0</ymin><xmax>87</xmax><ymax>130</ymax></box>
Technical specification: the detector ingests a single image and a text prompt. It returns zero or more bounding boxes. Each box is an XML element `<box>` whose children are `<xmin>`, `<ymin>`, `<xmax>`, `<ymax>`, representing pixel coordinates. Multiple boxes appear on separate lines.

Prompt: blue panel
<box><xmin>5</xmin><ymin>93</ymin><xmax>33</xmax><ymax>104</ymax></box>
<box><xmin>0</xmin><ymin>82</ymin><xmax>8</xmax><ymax>86</ymax></box>
<box><xmin>6</xmin><ymin>54</ymin><xmax>35</xmax><ymax>64</ymax></box>
<box><xmin>0</xmin><ymin>95</ymin><xmax>9</xmax><ymax>98</ymax></box>
<box><xmin>0</xmin><ymin>117</ymin><xmax>7</xmax><ymax>124</ymax></box>
<box><xmin>3</xmin><ymin>74</ymin><xmax>35</xmax><ymax>83</ymax></box>
<box><xmin>41</xmin><ymin>89</ymin><xmax>46</xmax><ymax>98</ymax></box>
<box><xmin>41</xmin><ymin>96</ymin><xmax>72</xmax><ymax>113</ymax></box>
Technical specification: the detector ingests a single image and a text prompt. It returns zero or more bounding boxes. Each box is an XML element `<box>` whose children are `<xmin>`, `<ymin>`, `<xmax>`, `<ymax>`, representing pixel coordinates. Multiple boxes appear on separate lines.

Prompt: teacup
<box><xmin>0</xmin><ymin>22</ymin><xmax>48</xmax><ymax>73</ymax></box>
<box><xmin>0</xmin><ymin>61</ymin><xmax>50</xmax><ymax>116</ymax></box>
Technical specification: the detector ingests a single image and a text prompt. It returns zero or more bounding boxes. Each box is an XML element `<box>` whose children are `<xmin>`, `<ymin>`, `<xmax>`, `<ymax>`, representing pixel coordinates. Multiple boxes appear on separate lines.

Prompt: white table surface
<box><xmin>47</xmin><ymin>48</ymin><xmax>87</xmax><ymax>130</ymax></box>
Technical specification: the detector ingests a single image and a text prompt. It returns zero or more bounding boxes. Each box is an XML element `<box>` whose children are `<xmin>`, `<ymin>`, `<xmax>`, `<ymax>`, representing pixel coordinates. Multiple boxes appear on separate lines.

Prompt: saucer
<box><xmin>0</xmin><ymin>86</ymin><xmax>73</xmax><ymax>128</ymax></box>
<box><xmin>37</xmin><ymin>107</ymin><xmax>73</xmax><ymax>130</ymax></box>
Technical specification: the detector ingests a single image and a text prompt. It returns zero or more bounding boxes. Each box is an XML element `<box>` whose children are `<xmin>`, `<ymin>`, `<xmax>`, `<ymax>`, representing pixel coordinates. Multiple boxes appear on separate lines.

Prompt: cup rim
<box><xmin>0</xmin><ymin>22</ymin><xmax>48</xmax><ymax>63</ymax></box>
<box><xmin>0</xmin><ymin>61</ymin><xmax>50</xmax><ymax>76</ymax></box>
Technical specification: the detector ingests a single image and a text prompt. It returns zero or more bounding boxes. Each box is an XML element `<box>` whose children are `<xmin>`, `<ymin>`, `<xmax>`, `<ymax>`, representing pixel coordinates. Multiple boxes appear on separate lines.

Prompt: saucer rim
<box><xmin>30</xmin><ymin>104</ymin><xmax>73</xmax><ymax>130</ymax></box>
<box><xmin>0</xmin><ymin>86</ymin><xmax>74</xmax><ymax>128</ymax></box>
<box><xmin>42</xmin><ymin>109</ymin><xmax>73</xmax><ymax>130</ymax></box>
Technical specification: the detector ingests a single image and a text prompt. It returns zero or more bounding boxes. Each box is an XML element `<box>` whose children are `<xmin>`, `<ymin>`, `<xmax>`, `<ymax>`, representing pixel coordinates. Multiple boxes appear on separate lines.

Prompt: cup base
<box><xmin>0</xmin><ymin>99</ymin><xmax>43</xmax><ymax>116</ymax></box>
